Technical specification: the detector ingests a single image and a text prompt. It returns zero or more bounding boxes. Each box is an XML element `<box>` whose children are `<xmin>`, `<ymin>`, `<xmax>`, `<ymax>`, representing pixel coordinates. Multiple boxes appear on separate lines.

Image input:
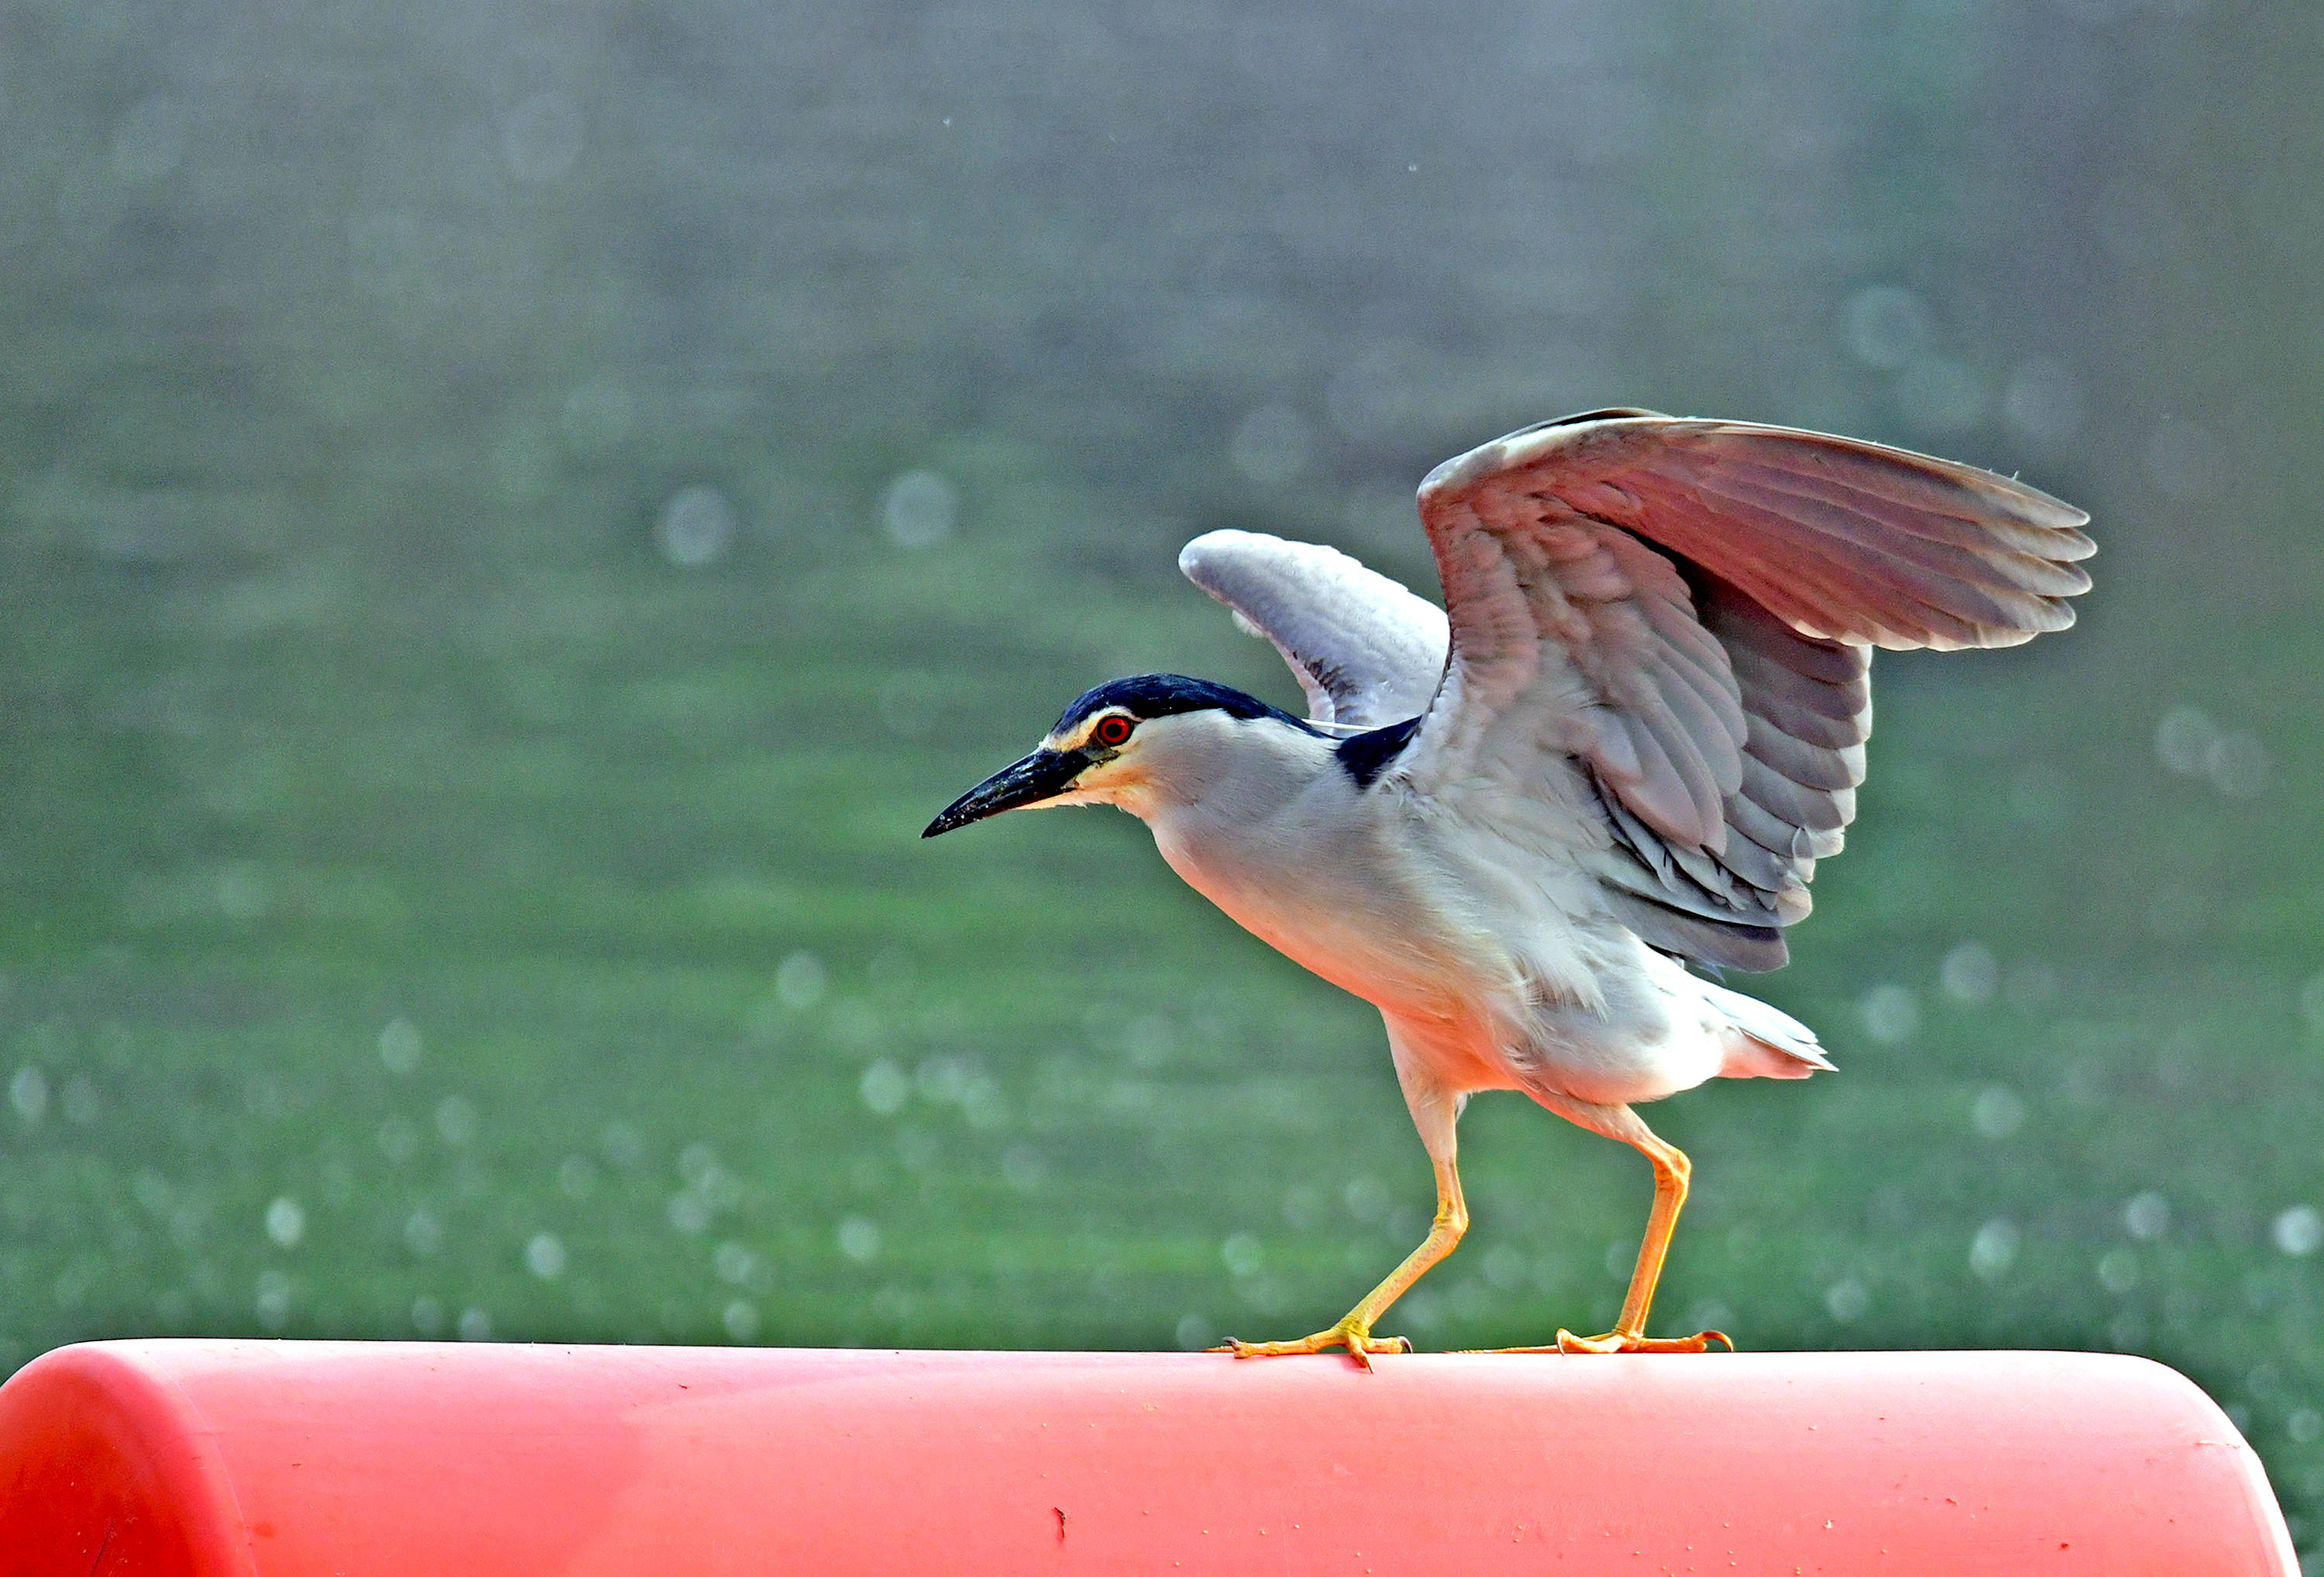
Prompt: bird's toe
<box><xmin>1542</xmin><ymin>1326</ymin><xmax>1733</xmax><ymax>1355</ymax></box>
<box><xmin>1209</xmin><ymin>1321</ymin><xmax>1409</xmax><ymax>1369</ymax></box>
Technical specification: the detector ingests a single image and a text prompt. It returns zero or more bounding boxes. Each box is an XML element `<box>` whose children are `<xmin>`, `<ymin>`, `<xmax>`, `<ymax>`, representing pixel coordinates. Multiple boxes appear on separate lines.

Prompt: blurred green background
<box><xmin>4</xmin><ymin>0</ymin><xmax>2322</xmax><ymax>1558</ymax></box>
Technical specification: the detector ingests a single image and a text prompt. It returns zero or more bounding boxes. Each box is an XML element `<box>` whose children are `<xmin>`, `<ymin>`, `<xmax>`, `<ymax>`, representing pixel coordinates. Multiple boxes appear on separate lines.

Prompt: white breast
<box><xmin>1145</xmin><ymin>762</ymin><xmax>1478</xmax><ymax>1022</ymax></box>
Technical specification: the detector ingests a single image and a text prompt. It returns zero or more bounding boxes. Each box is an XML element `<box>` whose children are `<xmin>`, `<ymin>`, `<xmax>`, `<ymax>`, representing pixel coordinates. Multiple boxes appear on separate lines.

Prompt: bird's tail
<box><xmin>1703</xmin><ymin>980</ymin><xmax>1834</xmax><ymax>1081</ymax></box>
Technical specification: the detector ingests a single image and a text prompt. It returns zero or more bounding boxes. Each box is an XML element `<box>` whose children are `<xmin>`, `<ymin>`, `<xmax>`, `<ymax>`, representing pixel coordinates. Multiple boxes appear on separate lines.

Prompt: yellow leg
<box><xmin>1213</xmin><ymin>1154</ymin><xmax>1468</xmax><ymax>1370</ymax></box>
<box><xmin>1491</xmin><ymin>1127</ymin><xmax>1730</xmax><ymax>1355</ymax></box>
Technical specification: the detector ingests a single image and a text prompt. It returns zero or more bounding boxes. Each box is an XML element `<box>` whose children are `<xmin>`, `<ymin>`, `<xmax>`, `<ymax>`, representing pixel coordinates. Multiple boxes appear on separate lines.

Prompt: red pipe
<box><xmin>0</xmin><ymin>1341</ymin><xmax>2295</xmax><ymax>1575</ymax></box>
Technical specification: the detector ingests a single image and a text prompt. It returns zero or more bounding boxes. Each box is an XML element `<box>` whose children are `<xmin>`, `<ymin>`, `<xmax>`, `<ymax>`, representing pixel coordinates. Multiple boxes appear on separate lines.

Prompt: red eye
<box><xmin>1092</xmin><ymin>714</ymin><xmax>1135</xmax><ymax>748</ymax></box>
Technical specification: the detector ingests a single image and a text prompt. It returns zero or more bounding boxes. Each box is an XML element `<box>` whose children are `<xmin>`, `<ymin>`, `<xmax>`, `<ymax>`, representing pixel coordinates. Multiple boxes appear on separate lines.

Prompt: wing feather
<box><xmin>1710</xmin><ymin>465</ymin><xmax>2095</xmax><ymax>595</ymax></box>
<box><xmin>1686</xmin><ymin>480</ymin><xmax>2062</xmax><ymax>641</ymax></box>
<box><xmin>1723</xmin><ymin>646</ymin><xmax>1866</xmax><ymax>748</ymax></box>
<box><xmin>1177</xmin><ymin>530</ymin><xmax>1447</xmax><ymax>727</ymax></box>
<box><xmin>1452</xmin><ymin>417</ymin><xmax>2094</xmax><ymax>652</ymax></box>
<box><xmin>1738</xmin><ymin>751</ymin><xmax>1857</xmax><ymax>833</ymax></box>
<box><xmin>1741</xmin><ymin>729</ymin><xmax>1865</xmax><ymax>793</ymax></box>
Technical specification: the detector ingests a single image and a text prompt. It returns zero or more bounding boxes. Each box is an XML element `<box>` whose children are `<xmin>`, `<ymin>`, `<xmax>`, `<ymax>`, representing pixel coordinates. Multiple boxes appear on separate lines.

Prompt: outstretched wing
<box><xmin>1398</xmin><ymin>411</ymin><xmax>2093</xmax><ymax>971</ymax></box>
<box><xmin>1179</xmin><ymin>529</ymin><xmax>1448</xmax><ymax>728</ymax></box>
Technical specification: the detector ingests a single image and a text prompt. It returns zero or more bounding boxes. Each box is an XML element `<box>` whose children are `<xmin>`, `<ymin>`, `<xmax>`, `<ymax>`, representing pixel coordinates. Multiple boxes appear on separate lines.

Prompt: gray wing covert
<box><xmin>1178</xmin><ymin>530</ymin><xmax>1447</xmax><ymax>728</ymax></box>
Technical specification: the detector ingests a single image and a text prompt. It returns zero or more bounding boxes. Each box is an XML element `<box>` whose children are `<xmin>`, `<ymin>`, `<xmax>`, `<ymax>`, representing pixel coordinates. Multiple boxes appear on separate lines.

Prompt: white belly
<box><xmin>1149</xmin><ymin>816</ymin><xmax>1466</xmax><ymax>1021</ymax></box>
<box><xmin>1147</xmin><ymin>805</ymin><xmax>1743</xmax><ymax>1108</ymax></box>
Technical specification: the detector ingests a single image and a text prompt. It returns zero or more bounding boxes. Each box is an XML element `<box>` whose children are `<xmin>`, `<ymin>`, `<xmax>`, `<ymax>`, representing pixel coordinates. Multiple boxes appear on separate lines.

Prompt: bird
<box><xmin>923</xmin><ymin>409</ymin><xmax>2092</xmax><ymax>1364</ymax></box>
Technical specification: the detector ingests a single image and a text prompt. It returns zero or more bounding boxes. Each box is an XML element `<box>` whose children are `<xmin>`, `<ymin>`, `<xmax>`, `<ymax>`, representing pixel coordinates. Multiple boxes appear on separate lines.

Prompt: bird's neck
<box><xmin>1107</xmin><ymin>713</ymin><xmax>1334</xmax><ymax>824</ymax></box>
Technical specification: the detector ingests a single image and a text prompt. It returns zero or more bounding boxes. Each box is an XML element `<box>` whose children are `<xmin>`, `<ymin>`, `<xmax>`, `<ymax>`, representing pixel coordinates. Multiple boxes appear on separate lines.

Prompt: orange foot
<box><xmin>1477</xmin><ymin>1328</ymin><xmax>1734</xmax><ymax>1355</ymax></box>
<box><xmin>1212</xmin><ymin>1318</ymin><xmax>1412</xmax><ymax>1372</ymax></box>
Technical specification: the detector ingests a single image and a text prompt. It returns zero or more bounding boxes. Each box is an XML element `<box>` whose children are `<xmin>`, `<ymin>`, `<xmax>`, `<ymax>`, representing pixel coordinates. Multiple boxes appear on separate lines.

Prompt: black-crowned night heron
<box><xmin>925</xmin><ymin>410</ymin><xmax>2092</xmax><ymax>1363</ymax></box>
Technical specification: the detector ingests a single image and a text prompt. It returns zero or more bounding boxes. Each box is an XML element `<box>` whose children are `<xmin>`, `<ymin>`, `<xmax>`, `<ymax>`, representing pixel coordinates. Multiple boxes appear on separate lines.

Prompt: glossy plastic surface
<box><xmin>0</xmin><ymin>1342</ymin><xmax>2296</xmax><ymax>1575</ymax></box>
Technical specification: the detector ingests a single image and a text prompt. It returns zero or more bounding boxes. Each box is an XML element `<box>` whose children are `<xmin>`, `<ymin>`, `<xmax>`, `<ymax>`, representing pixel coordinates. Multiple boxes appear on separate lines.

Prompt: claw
<box><xmin>1553</xmin><ymin>1326</ymin><xmax>1733</xmax><ymax>1354</ymax></box>
<box><xmin>1210</xmin><ymin>1319</ymin><xmax>1411</xmax><ymax>1369</ymax></box>
<box><xmin>1464</xmin><ymin>1328</ymin><xmax>1734</xmax><ymax>1355</ymax></box>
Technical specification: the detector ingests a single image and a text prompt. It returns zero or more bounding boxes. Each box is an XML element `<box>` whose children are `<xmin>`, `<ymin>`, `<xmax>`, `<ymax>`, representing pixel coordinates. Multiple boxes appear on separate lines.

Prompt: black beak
<box><xmin>923</xmin><ymin>747</ymin><xmax>1091</xmax><ymax>837</ymax></box>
